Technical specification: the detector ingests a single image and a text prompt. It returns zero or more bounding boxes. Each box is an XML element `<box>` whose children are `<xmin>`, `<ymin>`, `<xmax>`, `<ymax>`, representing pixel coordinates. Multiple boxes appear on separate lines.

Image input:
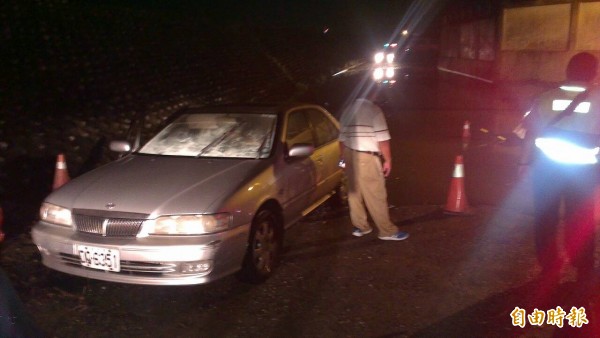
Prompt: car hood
<box><xmin>46</xmin><ymin>155</ymin><xmax>269</xmax><ymax>216</ymax></box>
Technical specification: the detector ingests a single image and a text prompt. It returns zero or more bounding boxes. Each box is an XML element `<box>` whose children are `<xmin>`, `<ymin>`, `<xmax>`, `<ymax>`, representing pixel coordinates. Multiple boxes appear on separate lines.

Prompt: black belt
<box><xmin>351</xmin><ymin>149</ymin><xmax>380</xmax><ymax>156</ymax></box>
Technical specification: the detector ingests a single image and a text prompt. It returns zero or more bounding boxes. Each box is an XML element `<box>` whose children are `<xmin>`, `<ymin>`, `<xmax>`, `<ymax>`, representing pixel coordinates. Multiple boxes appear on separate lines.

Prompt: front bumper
<box><xmin>31</xmin><ymin>221</ymin><xmax>249</xmax><ymax>285</ymax></box>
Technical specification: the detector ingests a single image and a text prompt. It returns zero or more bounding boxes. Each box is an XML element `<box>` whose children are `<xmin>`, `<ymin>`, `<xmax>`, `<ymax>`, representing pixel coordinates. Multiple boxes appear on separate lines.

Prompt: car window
<box><xmin>138</xmin><ymin>113</ymin><xmax>277</xmax><ymax>158</ymax></box>
<box><xmin>285</xmin><ymin>110</ymin><xmax>314</xmax><ymax>147</ymax></box>
<box><xmin>307</xmin><ymin>109</ymin><xmax>339</xmax><ymax>147</ymax></box>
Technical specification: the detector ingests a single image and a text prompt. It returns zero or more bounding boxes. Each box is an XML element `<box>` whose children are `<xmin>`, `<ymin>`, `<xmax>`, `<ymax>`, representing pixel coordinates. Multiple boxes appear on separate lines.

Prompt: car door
<box><xmin>281</xmin><ymin>108</ymin><xmax>318</xmax><ymax>219</ymax></box>
<box><xmin>306</xmin><ymin>107</ymin><xmax>341</xmax><ymax>199</ymax></box>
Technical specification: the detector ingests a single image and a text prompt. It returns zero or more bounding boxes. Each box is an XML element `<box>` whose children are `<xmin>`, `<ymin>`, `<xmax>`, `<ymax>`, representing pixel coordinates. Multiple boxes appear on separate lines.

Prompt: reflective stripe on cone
<box><xmin>52</xmin><ymin>153</ymin><xmax>70</xmax><ymax>190</ymax></box>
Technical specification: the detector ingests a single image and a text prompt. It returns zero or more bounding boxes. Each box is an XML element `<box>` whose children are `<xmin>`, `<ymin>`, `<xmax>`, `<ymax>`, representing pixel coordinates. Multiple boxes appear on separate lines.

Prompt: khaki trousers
<box><xmin>344</xmin><ymin>148</ymin><xmax>398</xmax><ymax>237</ymax></box>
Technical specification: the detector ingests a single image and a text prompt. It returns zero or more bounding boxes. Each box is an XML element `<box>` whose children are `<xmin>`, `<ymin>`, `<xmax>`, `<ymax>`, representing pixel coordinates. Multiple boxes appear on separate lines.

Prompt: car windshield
<box><xmin>138</xmin><ymin>113</ymin><xmax>277</xmax><ymax>158</ymax></box>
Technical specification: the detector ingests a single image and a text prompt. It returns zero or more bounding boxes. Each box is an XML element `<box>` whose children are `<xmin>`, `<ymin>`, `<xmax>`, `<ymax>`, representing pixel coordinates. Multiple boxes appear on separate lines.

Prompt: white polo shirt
<box><xmin>339</xmin><ymin>98</ymin><xmax>391</xmax><ymax>152</ymax></box>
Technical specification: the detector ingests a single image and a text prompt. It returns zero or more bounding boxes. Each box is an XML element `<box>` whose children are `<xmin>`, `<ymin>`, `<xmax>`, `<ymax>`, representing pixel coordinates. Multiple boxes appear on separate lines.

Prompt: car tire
<box><xmin>238</xmin><ymin>208</ymin><xmax>281</xmax><ymax>284</ymax></box>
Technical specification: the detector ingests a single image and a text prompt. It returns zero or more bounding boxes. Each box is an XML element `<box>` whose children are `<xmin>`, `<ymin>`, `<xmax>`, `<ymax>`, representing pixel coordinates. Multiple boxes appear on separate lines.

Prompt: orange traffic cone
<box><xmin>444</xmin><ymin>155</ymin><xmax>471</xmax><ymax>215</ymax></box>
<box><xmin>52</xmin><ymin>153</ymin><xmax>70</xmax><ymax>190</ymax></box>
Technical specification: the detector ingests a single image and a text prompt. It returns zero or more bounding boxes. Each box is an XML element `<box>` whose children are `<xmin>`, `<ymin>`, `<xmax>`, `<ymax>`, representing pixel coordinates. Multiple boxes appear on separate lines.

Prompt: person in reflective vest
<box><xmin>519</xmin><ymin>52</ymin><xmax>600</xmax><ymax>283</ymax></box>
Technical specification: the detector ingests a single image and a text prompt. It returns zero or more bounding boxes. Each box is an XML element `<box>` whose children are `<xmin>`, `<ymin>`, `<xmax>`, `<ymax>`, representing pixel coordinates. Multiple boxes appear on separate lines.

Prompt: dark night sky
<box><xmin>235</xmin><ymin>0</ymin><xmax>445</xmax><ymax>53</ymax></box>
<box><xmin>127</xmin><ymin>1</ymin><xmax>416</xmax><ymax>27</ymax></box>
<box><xmin>114</xmin><ymin>0</ymin><xmax>441</xmax><ymax>46</ymax></box>
<box><xmin>2</xmin><ymin>0</ymin><xmax>447</xmax><ymax>112</ymax></box>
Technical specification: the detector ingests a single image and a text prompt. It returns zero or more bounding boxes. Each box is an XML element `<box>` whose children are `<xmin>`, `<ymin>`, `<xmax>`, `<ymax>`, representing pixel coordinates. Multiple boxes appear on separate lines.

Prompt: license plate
<box><xmin>76</xmin><ymin>245</ymin><xmax>120</xmax><ymax>272</ymax></box>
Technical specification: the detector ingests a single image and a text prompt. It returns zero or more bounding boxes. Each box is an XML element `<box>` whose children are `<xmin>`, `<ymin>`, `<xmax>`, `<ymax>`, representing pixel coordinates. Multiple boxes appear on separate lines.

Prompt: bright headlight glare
<box><xmin>373</xmin><ymin>68</ymin><xmax>384</xmax><ymax>80</ymax></box>
<box><xmin>385</xmin><ymin>68</ymin><xmax>395</xmax><ymax>78</ymax></box>
<box><xmin>40</xmin><ymin>203</ymin><xmax>72</xmax><ymax>227</ymax></box>
<box><xmin>374</xmin><ymin>52</ymin><xmax>384</xmax><ymax>64</ymax></box>
<box><xmin>138</xmin><ymin>213</ymin><xmax>231</xmax><ymax>237</ymax></box>
<box><xmin>535</xmin><ymin>137</ymin><xmax>599</xmax><ymax>165</ymax></box>
<box><xmin>386</xmin><ymin>53</ymin><xmax>395</xmax><ymax>63</ymax></box>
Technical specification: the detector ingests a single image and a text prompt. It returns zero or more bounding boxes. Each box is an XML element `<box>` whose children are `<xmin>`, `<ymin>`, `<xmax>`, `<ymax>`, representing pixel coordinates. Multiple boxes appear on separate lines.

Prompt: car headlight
<box><xmin>374</xmin><ymin>52</ymin><xmax>384</xmax><ymax>64</ymax></box>
<box><xmin>385</xmin><ymin>67</ymin><xmax>395</xmax><ymax>79</ymax></box>
<box><xmin>373</xmin><ymin>68</ymin><xmax>384</xmax><ymax>80</ymax></box>
<box><xmin>138</xmin><ymin>213</ymin><xmax>231</xmax><ymax>237</ymax></box>
<box><xmin>40</xmin><ymin>203</ymin><xmax>73</xmax><ymax>227</ymax></box>
<box><xmin>386</xmin><ymin>53</ymin><xmax>395</xmax><ymax>63</ymax></box>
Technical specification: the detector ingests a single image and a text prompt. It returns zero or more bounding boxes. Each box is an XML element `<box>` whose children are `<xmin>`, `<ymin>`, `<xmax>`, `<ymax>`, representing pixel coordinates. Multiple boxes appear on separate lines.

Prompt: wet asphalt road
<box><xmin>4</xmin><ymin>78</ymin><xmax>595</xmax><ymax>337</ymax></box>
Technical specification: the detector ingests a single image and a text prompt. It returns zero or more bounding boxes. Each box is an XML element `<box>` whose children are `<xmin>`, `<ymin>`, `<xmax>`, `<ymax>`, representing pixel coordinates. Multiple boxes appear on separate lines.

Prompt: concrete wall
<box><xmin>498</xmin><ymin>1</ymin><xmax>600</xmax><ymax>82</ymax></box>
<box><xmin>439</xmin><ymin>0</ymin><xmax>600</xmax><ymax>84</ymax></box>
<box><xmin>439</xmin><ymin>16</ymin><xmax>497</xmax><ymax>82</ymax></box>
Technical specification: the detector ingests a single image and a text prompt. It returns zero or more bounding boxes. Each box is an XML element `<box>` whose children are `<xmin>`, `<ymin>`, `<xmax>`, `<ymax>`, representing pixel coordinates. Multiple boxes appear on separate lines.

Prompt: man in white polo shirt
<box><xmin>339</xmin><ymin>87</ymin><xmax>409</xmax><ymax>241</ymax></box>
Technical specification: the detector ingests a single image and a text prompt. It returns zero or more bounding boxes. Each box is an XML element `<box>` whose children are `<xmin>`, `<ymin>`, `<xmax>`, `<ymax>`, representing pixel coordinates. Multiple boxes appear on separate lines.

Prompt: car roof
<box><xmin>183</xmin><ymin>104</ymin><xmax>282</xmax><ymax>115</ymax></box>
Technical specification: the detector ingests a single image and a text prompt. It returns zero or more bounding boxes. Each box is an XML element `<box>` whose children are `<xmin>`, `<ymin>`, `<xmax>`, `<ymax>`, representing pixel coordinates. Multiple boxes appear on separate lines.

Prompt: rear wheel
<box><xmin>239</xmin><ymin>208</ymin><xmax>281</xmax><ymax>283</ymax></box>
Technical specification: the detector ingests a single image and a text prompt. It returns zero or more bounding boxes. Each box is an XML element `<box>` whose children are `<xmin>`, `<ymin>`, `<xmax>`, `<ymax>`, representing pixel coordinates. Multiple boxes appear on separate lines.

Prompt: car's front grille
<box><xmin>59</xmin><ymin>253</ymin><xmax>178</xmax><ymax>276</ymax></box>
<box><xmin>73</xmin><ymin>214</ymin><xmax>144</xmax><ymax>237</ymax></box>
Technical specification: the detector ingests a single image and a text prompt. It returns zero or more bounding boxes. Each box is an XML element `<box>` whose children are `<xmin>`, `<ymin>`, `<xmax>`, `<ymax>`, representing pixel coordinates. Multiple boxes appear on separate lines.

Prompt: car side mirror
<box><xmin>287</xmin><ymin>143</ymin><xmax>314</xmax><ymax>158</ymax></box>
<box><xmin>109</xmin><ymin>140</ymin><xmax>132</xmax><ymax>153</ymax></box>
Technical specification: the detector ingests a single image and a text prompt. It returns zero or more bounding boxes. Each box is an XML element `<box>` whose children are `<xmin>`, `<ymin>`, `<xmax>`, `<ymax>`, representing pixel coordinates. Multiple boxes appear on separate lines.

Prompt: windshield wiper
<box><xmin>196</xmin><ymin>123</ymin><xmax>242</xmax><ymax>157</ymax></box>
<box><xmin>255</xmin><ymin>119</ymin><xmax>276</xmax><ymax>159</ymax></box>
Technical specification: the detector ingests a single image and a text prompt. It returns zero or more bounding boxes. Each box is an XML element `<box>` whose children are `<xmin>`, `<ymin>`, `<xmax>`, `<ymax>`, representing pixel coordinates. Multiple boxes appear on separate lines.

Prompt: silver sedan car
<box><xmin>32</xmin><ymin>104</ymin><xmax>345</xmax><ymax>285</ymax></box>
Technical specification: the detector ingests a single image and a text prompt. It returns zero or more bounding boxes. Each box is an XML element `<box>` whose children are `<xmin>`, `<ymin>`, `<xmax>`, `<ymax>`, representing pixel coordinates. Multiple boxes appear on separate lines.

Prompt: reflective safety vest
<box><xmin>532</xmin><ymin>84</ymin><xmax>600</xmax><ymax>165</ymax></box>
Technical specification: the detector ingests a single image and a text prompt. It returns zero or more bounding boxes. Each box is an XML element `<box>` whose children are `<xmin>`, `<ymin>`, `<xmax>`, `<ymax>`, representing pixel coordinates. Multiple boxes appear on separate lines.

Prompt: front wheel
<box><xmin>238</xmin><ymin>209</ymin><xmax>281</xmax><ymax>283</ymax></box>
